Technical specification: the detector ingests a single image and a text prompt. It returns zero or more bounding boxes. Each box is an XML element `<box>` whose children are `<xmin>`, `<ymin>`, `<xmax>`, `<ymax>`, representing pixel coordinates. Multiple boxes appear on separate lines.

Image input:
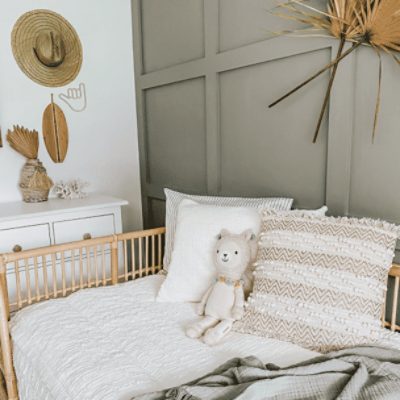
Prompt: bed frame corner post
<box><xmin>111</xmin><ymin>235</ymin><xmax>119</xmax><ymax>285</ymax></box>
<box><xmin>0</xmin><ymin>256</ymin><xmax>19</xmax><ymax>399</ymax></box>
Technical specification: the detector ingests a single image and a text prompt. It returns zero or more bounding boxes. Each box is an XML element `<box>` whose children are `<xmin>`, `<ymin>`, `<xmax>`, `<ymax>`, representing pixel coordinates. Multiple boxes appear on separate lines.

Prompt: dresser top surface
<box><xmin>0</xmin><ymin>194</ymin><xmax>128</xmax><ymax>223</ymax></box>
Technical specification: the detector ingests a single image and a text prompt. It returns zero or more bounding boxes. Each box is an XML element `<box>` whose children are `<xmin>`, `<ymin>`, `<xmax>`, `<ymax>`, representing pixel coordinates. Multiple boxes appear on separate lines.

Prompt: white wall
<box><xmin>0</xmin><ymin>0</ymin><xmax>143</xmax><ymax>230</ymax></box>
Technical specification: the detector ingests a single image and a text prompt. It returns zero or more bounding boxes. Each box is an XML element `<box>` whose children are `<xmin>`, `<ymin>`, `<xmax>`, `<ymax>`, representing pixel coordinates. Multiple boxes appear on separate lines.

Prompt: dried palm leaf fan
<box><xmin>268</xmin><ymin>0</ymin><xmax>400</xmax><ymax>142</ymax></box>
<box><xmin>7</xmin><ymin>125</ymin><xmax>39</xmax><ymax>158</ymax></box>
<box><xmin>7</xmin><ymin>125</ymin><xmax>53</xmax><ymax>203</ymax></box>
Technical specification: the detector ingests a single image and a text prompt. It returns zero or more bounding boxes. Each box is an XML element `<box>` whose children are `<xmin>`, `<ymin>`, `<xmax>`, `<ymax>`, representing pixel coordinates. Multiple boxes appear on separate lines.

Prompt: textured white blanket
<box><xmin>10</xmin><ymin>275</ymin><xmax>318</xmax><ymax>400</ymax></box>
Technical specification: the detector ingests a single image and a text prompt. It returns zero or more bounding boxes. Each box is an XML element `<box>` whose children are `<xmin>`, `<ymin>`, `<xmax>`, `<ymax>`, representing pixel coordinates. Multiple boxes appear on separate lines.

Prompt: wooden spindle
<box><xmin>158</xmin><ymin>234</ymin><xmax>162</xmax><ymax>271</ymax></box>
<box><xmin>33</xmin><ymin>256</ymin><xmax>40</xmax><ymax>302</ymax></box>
<box><xmin>124</xmin><ymin>240</ymin><xmax>128</xmax><ymax>281</ymax></box>
<box><xmin>0</xmin><ymin>256</ymin><xmax>18</xmax><ymax>398</ymax></box>
<box><xmin>79</xmin><ymin>248</ymin><xmax>84</xmax><ymax>289</ymax></box>
<box><xmin>381</xmin><ymin>295</ymin><xmax>387</xmax><ymax>328</ymax></box>
<box><xmin>51</xmin><ymin>253</ymin><xmax>57</xmax><ymax>298</ymax></box>
<box><xmin>14</xmin><ymin>261</ymin><xmax>22</xmax><ymax>310</ymax></box>
<box><xmin>0</xmin><ymin>257</ymin><xmax>10</xmax><ymax>321</ymax></box>
<box><xmin>151</xmin><ymin>235</ymin><xmax>155</xmax><ymax>274</ymax></box>
<box><xmin>94</xmin><ymin>245</ymin><xmax>99</xmax><ymax>287</ymax></box>
<box><xmin>391</xmin><ymin>277</ymin><xmax>400</xmax><ymax>331</ymax></box>
<box><xmin>71</xmin><ymin>250</ymin><xmax>76</xmax><ymax>292</ymax></box>
<box><xmin>61</xmin><ymin>252</ymin><xmax>66</xmax><ymax>296</ymax></box>
<box><xmin>145</xmin><ymin>236</ymin><xmax>149</xmax><ymax>275</ymax></box>
<box><xmin>42</xmin><ymin>255</ymin><xmax>49</xmax><ymax>300</ymax></box>
<box><xmin>131</xmin><ymin>238</ymin><xmax>136</xmax><ymax>279</ymax></box>
<box><xmin>138</xmin><ymin>237</ymin><xmax>143</xmax><ymax>278</ymax></box>
<box><xmin>111</xmin><ymin>236</ymin><xmax>118</xmax><ymax>285</ymax></box>
<box><xmin>86</xmin><ymin>246</ymin><xmax>92</xmax><ymax>288</ymax></box>
<box><xmin>101</xmin><ymin>245</ymin><xmax>106</xmax><ymax>286</ymax></box>
<box><xmin>24</xmin><ymin>258</ymin><xmax>32</xmax><ymax>305</ymax></box>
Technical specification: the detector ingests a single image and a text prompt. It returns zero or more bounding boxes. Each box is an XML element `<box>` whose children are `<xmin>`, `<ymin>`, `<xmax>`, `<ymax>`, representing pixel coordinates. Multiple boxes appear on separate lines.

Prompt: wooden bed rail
<box><xmin>0</xmin><ymin>227</ymin><xmax>399</xmax><ymax>400</ymax></box>
<box><xmin>385</xmin><ymin>263</ymin><xmax>400</xmax><ymax>332</ymax></box>
<box><xmin>0</xmin><ymin>227</ymin><xmax>165</xmax><ymax>400</ymax></box>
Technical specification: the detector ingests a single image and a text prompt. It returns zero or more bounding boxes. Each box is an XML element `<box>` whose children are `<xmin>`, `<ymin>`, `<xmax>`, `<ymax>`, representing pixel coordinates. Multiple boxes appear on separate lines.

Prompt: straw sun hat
<box><xmin>11</xmin><ymin>9</ymin><xmax>82</xmax><ymax>87</ymax></box>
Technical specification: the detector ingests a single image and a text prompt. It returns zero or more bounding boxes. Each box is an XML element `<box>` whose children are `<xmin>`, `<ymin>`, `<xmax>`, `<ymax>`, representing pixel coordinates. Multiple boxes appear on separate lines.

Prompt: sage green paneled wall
<box><xmin>131</xmin><ymin>0</ymin><xmax>400</xmax><ymax>230</ymax></box>
<box><xmin>131</xmin><ymin>0</ymin><xmax>400</xmax><ymax>322</ymax></box>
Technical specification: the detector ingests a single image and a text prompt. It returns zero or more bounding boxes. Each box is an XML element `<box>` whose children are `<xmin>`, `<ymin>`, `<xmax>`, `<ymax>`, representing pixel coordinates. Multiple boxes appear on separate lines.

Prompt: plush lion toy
<box><xmin>186</xmin><ymin>229</ymin><xmax>257</xmax><ymax>345</ymax></box>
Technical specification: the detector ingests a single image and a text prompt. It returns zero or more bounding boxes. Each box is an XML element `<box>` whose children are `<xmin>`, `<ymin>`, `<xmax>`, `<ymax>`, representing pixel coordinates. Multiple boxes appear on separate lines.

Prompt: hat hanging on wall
<box><xmin>11</xmin><ymin>9</ymin><xmax>83</xmax><ymax>87</ymax></box>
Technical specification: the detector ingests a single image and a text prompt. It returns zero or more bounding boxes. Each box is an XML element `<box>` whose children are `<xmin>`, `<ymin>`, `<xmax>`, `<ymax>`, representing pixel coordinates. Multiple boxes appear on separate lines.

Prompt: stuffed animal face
<box><xmin>213</xmin><ymin>229</ymin><xmax>256</xmax><ymax>280</ymax></box>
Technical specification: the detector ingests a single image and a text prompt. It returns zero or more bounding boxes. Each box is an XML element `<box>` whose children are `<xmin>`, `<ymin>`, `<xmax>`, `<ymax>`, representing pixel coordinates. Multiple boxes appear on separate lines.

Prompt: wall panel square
<box><xmin>348</xmin><ymin>48</ymin><xmax>400</xmax><ymax>223</ymax></box>
<box><xmin>145</xmin><ymin>78</ymin><xmax>207</xmax><ymax>192</ymax></box>
<box><xmin>219</xmin><ymin>49</ymin><xmax>331</xmax><ymax>208</ymax></box>
<box><xmin>219</xmin><ymin>0</ymin><xmax>325</xmax><ymax>52</ymax></box>
<box><xmin>141</xmin><ymin>0</ymin><xmax>205</xmax><ymax>72</ymax></box>
<box><xmin>148</xmin><ymin>198</ymin><xmax>166</xmax><ymax>228</ymax></box>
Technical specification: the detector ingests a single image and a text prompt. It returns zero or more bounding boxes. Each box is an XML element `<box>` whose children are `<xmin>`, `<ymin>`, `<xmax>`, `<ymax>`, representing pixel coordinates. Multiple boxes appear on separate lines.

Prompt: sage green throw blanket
<box><xmin>133</xmin><ymin>346</ymin><xmax>400</xmax><ymax>400</ymax></box>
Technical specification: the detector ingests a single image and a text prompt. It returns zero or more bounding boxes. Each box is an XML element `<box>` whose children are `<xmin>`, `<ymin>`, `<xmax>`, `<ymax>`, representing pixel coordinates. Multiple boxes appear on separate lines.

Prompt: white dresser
<box><xmin>0</xmin><ymin>194</ymin><xmax>128</xmax><ymax>256</ymax></box>
<box><xmin>0</xmin><ymin>194</ymin><xmax>128</xmax><ymax>308</ymax></box>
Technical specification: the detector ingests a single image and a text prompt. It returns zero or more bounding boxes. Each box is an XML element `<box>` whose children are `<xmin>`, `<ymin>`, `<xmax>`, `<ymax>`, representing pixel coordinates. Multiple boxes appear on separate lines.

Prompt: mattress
<box><xmin>10</xmin><ymin>275</ymin><xmax>319</xmax><ymax>400</ymax></box>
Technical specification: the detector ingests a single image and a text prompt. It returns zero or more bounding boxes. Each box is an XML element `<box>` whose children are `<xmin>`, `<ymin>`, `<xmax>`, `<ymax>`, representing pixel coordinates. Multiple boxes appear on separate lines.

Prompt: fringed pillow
<box><xmin>234</xmin><ymin>210</ymin><xmax>399</xmax><ymax>352</ymax></box>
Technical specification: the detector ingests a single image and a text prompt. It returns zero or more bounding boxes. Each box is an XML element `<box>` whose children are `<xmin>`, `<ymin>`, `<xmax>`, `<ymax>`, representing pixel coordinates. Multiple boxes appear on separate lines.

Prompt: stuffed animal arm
<box><xmin>231</xmin><ymin>286</ymin><xmax>244</xmax><ymax>320</ymax></box>
<box><xmin>186</xmin><ymin>228</ymin><xmax>256</xmax><ymax>346</ymax></box>
<box><xmin>196</xmin><ymin>286</ymin><xmax>213</xmax><ymax>316</ymax></box>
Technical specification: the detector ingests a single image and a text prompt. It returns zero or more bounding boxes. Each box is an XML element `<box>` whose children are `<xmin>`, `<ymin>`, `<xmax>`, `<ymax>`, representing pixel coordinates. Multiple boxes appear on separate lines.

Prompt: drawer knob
<box><xmin>83</xmin><ymin>233</ymin><xmax>92</xmax><ymax>240</ymax></box>
<box><xmin>13</xmin><ymin>244</ymin><xmax>22</xmax><ymax>253</ymax></box>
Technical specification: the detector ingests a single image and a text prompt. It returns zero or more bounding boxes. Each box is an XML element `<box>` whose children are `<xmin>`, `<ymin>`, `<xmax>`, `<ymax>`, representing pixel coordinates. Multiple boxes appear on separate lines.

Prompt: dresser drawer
<box><xmin>53</xmin><ymin>214</ymin><xmax>115</xmax><ymax>244</ymax></box>
<box><xmin>0</xmin><ymin>224</ymin><xmax>51</xmax><ymax>254</ymax></box>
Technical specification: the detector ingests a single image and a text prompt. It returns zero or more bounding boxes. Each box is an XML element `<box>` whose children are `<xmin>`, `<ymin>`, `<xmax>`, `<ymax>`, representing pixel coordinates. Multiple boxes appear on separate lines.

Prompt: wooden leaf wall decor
<box><xmin>42</xmin><ymin>94</ymin><xmax>68</xmax><ymax>163</ymax></box>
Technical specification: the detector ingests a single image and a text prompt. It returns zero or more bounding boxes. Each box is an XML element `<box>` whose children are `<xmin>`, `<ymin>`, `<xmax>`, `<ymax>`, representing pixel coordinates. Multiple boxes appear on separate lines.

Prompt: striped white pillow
<box><xmin>163</xmin><ymin>188</ymin><xmax>293</xmax><ymax>270</ymax></box>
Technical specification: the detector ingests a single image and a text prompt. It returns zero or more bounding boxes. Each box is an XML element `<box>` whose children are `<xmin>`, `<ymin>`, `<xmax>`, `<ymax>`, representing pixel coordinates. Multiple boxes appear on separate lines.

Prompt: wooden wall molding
<box><xmin>131</xmin><ymin>0</ymin><xmax>355</xmax><ymax>226</ymax></box>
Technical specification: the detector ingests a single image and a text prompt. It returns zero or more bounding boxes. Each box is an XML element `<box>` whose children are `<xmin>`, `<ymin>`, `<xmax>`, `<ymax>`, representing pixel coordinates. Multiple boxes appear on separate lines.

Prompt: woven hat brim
<box><xmin>12</xmin><ymin>9</ymin><xmax>83</xmax><ymax>88</ymax></box>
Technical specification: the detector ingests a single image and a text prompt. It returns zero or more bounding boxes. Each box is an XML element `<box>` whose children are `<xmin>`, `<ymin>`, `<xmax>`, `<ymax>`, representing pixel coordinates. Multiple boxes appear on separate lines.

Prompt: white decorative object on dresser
<box><xmin>0</xmin><ymin>194</ymin><xmax>128</xmax><ymax>303</ymax></box>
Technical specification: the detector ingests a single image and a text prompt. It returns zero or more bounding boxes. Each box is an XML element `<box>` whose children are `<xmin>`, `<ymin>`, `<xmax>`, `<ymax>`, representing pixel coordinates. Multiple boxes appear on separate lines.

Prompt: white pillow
<box><xmin>163</xmin><ymin>188</ymin><xmax>293</xmax><ymax>270</ymax></box>
<box><xmin>157</xmin><ymin>199</ymin><xmax>262</xmax><ymax>302</ymax></box>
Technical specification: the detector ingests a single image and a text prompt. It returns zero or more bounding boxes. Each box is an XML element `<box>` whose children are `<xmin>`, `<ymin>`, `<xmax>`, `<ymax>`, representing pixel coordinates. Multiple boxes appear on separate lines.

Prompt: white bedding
<box><xmin>10</xmin><ymin>275</ymin><xmax>318</xmax><ymax>400</ymax></box>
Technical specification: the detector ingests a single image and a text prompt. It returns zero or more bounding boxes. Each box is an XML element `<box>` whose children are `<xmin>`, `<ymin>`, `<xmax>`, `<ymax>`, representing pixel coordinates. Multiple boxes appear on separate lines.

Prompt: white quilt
<box><xmin>10</xmin><ymin>275</ymin><xmax>318</xmax><ymax>400</ymax></box>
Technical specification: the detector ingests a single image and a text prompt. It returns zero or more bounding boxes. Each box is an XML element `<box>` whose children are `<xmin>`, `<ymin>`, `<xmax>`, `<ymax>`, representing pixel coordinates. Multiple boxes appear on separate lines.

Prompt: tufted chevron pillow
<box><xmin>234</xmin><ymin>210</ymin><xmax>399</xmax><ymax>353</ymax></box>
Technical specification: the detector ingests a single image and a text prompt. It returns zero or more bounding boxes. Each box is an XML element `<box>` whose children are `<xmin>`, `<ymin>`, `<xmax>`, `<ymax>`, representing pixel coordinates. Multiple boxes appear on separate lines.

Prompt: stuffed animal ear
<box><xmin>217</xmin><ymin>229</ymin><xmax>230</xmax><ymax>240</ymax></box>
<box><xmin>241</xmin><ymin>229</ymin><xmax>255</xmax><ymax>241</ymax></box>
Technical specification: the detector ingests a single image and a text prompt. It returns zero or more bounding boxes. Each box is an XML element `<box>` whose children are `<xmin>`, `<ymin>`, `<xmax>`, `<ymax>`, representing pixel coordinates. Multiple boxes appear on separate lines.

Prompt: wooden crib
<box><xmin>0</xmin><ymin>227</ymin><xmax>165</xmax><ymax>400</ymax></box>
<box><xmin>0</xmin><ymin>226</ymin><xmax>399</xmax><ymax>400</ymax></box>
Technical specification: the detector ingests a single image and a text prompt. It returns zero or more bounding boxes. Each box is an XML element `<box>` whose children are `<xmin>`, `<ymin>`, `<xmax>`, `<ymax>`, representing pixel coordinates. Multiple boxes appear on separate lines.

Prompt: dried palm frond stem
<box><xmin>268</xmin><ymin>0</ymin><xmax>400</xmax><ymax>143</ymax></box>
<box><xmin>6</xmin><ymin>125</ymin><xmax>39</xmax><ymax>159</ymax></box>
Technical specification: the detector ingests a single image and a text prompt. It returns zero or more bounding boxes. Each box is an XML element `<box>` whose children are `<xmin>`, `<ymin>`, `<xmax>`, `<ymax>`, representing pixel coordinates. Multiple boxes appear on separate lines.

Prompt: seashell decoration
<box><xmin>53</xmin><ymin>179</ymin><xmax>89</xmax><ymax>200</ymax></box>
